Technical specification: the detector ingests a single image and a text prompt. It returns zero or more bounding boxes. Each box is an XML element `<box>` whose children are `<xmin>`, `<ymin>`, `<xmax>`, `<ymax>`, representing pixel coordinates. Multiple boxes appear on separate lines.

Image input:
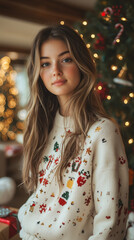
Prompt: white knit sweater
<box><xmin>18</xmin><ymin>111</ymin><xmax>129</xmax><ymax>240</ymax></box>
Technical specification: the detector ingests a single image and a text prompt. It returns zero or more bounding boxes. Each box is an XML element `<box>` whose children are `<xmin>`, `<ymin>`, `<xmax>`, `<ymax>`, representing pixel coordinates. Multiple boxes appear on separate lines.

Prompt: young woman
<box><xmin>18</xmin><ymin>25</ymin><xmax>128</xmax><ymax>240</ymax></box>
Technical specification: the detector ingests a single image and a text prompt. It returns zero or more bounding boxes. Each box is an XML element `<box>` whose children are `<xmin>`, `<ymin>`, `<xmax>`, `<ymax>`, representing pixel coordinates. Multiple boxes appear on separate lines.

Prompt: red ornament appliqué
<box><xmin>119</xmin><ymin>156</ymin><xmax>126</xmax><ymax>165</ymax></box>
<box><xmin>39</xmin><ymin>204</ymin><xmax>47</xmax><ymax>213</ymax></box>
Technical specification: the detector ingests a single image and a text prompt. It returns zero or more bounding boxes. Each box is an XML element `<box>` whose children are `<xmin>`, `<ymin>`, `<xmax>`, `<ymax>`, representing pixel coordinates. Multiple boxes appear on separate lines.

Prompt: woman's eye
<box><xmin>41</xmin><ymin>62</ymin><xmax>50</xmax><ymax>67</ymax></box>
<box><xmin>62</xmin><ymin>58</ymin><xmax>72</xmax><ymax>63</ymax></box>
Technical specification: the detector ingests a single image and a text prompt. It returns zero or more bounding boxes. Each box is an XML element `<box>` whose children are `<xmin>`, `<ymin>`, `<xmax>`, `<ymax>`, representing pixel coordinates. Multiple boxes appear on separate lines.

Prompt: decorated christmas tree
<box><xmin>74</xmin><ymin>0</ymin><xmax>134</xmax><ymax>210</ymax></box>
<box><xmin>0</xmin><ymin>56</ymin><xmax>24</xmax><ymax>142</ymax></box>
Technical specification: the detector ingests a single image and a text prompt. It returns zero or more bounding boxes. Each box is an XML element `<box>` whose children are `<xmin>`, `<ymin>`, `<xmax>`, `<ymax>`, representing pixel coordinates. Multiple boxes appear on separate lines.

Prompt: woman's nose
<box><xmin>52</xmin><ymin>62</ymin><xmax>62</xmax><ymax>77</ymax></box>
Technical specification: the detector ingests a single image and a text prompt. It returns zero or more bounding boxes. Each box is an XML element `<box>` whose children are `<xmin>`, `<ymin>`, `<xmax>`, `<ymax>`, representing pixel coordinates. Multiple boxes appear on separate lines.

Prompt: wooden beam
<box><xmin>0</xmin><ymin>45</ymin><xmax>30</xmax><ymax>55</ymax></box>
<box><xmin>0</xmin><ymin>0</ymin><xmax>87</xmax><ymax>25</ymax></box>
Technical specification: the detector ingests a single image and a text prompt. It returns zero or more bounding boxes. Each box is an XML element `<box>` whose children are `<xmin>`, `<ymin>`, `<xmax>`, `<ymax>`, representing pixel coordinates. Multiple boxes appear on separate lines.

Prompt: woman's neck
<box><xmin>57</xmin><ymin>96</ymin><xmax>71</xmax><ymax>117</ymax></box>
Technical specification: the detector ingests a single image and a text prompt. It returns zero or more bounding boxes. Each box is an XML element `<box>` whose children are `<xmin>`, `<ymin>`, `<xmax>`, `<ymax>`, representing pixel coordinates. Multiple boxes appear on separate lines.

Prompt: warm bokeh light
<box><xmin>129</xmin><ymin>93</ymin><xmax>134</xmax><ymax>98</ymax></box>
<box><xmin>91</xmin><ymin>34</ymin><xmax>95</xmax><ymax>38</ymax></box>
<box><xmin>107</xmin><ymin>95</ymin><xmax>111</xmax><ymax>100</ymax></box>
<box><xmin>0</xmin><ymin>122</ymin><xmax>4</xmax><ymax>131</ymax></box>
<box><xmin>121</xmin><ymin>17</ymin><xmax>127</xmax><ymax>21</ymax></box>
<box><xmin>4</xmin><ymin>109</ymin><xmax>14</xmax><ymax>118</ymax></box>
<box><xmin>86</xmin><ymin>43</ymin><xmax>91</xmax><ymax>48</ymax></box>
<box><xmin>0</xmin><ymin>106</ymin><xmax>5</xmax><ymax>117</ymax></box>
<box><xmin>128</xmin><ymin>138</ymin><xmax>134</xmax><ymax>144</ymax></box>
<box><xmin>8</xmin><ymin>99</ymin><xmax>17</xmax><ymax>108</ymax></box>
<box><xmin>16</xmin><ymin>122</ymin><xmax>24</xmax><ymax>130</ymax></box>
<box><xmin>117</xmin><ymin>54</ymin><xmax>123</xmax><ymax>60</ymax></box>
<box><xmin>98</xmin><ymin>86</ymin><xmax>102</xmax><ymax>90</ymax></box>
<box><xmin>111</xmin><ymin>65</ymin><xmax>118</xmax><ymax>71</ymax></box>
<box><xmin>5</xmin><ymin>117</ymin><xmax>13</xmax><ymax>124</ymax></box>
<box><xmin>9</xmin><ymin>87</ymin><xmax>18</xmax><ymax>95</ymax></box>
<box><xmin>93</xmin><ymin>53</ymin><xmax>99</xmax><ymax>58</ymax></box>
<box><xmin>0</xmin><ymin>93</ymin><xmax>6</xmax><ymax>105</ymax></box>
<box><xmin>60</xmin><ymin>21</ymin><xmax>64</xmax><ymax>25</ymax></box>
<box><xmin>0</xmin><ymin>78</ymin><xmax>3</xmax><ymax>86</ymax></box>
<box><xmin>1</xmin><ymin>56</ymin><xmax>10</xmax><ymax>64</ymax></box>
<box><xmin>82</xmin><ymin>21</ymin><xmax>87</xmax><ymax>25</ymax></box>
<box><xmin>116</xmin><ymin>39</ymin><xmax>120</xmax><ymax>43</ymax></box>
<box><xmin>7</xmin><ymin>131</ymin><xmax>16</xmax><ymax>140</ymax></box>
<box><xmin>124</xmin><ymin>99</ymin><xmax>128</xmax><ymax>104</ymax></box>
<box><xmin>125</xmin><ymin>121</ymin><xmax>130</xmax><ymax>127</ymax></box>
<box><xmin>0</xmin><ymin>69</ymin><xmax>5</xmax><ymax>78</ymax></box>
<box><xmin>2</xmin><ymin>127</ymin><xmax>8</xmax><ymax>135</ymax></box>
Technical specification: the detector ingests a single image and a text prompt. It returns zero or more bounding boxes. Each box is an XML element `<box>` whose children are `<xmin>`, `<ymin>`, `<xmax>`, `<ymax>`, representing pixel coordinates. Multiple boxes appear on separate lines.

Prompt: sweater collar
<box><xmin>54</xmin><ymin>110</ymin><xmax>74</xmax><ymax>130</ymax></box>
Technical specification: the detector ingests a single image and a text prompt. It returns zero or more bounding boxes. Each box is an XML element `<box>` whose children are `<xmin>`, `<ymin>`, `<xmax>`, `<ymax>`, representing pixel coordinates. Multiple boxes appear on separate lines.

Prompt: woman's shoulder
<box><xmin>88</xmin><ymin>116</ymin><xmax>120</xmax><ymax>139</ymax></box>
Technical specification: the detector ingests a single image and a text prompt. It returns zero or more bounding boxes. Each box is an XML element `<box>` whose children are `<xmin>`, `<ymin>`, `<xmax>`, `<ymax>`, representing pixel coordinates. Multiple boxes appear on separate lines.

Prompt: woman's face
<box><xmin>40</xmin><ymin>39</ymin><xmax>81</xmax><ymax>103</ymax></box>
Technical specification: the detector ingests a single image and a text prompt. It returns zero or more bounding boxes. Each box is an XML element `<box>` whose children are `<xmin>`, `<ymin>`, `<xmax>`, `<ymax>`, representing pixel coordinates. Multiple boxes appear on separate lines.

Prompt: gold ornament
<box><xmin>113</xmin><ymin>64</ymin><xmax>133</xmax><ymax>86</ymax></box>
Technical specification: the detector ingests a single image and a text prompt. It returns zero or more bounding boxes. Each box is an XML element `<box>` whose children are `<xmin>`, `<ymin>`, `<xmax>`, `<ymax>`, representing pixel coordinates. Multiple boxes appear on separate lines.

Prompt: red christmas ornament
<box><xmin>101</xmin><ymin>11</ymin><xmax>106</xmax><ymax>17</ymax></box>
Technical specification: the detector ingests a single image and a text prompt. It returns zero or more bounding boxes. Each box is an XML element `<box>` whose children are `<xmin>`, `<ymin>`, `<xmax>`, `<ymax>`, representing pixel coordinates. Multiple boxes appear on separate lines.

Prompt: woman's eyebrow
<box><xmin>40</xmin><ymin>50</ymin><xmax>69</xmax><ymax>59</ymax></box>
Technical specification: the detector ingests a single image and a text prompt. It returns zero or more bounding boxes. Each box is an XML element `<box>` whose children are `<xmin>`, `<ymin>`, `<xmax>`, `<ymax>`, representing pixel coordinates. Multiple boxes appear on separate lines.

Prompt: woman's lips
<box><xmin>52</xmin><ymin>80</ymin><xmax>67</xmax><ymax>86</ymax></box>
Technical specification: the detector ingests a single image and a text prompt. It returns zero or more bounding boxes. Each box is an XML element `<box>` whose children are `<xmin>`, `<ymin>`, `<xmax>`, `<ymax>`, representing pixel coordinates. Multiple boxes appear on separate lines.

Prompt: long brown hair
<box><xmin>22</xmin><ymin>24</ymin><xmax>108</xmax><ymax>191</ymax></box>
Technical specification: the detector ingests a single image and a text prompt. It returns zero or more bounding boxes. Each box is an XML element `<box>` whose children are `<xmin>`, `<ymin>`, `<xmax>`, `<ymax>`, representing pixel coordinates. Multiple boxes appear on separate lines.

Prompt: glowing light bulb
<box><xmin>86</xmin><ymin>43</ymin><xmax>91</xmax><ymax>48</ymax></box>
<box><xmin>124</xmin><ymin>99</ymin><xmax>128</xmax><ymax>104</ymax></box>
<box><xmin>128</xmin><ymin>138</ymin><xmax>133</xmax><ymax>144</ymax></box>
<box><xmin>82</xmin><ymin>21</ymin><xmax>87</xmax><ymax>25</ymax></box>
<box><xmin>98</xmin><ymin>86</ymin><xmax>102</xmax><ymax>90</ymax></box>
<box><xmin>75</xmin><ymin>29</ymin><xmax>78</xmax><ymax>32</ymax></box>
<box><xmin>121</xmin><ymin>17</ymin><xmax>127</xmax><ymax>21</ymax></box>
<box><xmin>107</xmin><ymin>95</ymin><xmax>111</xmax><ymax>100</ymax></box>
<box><xmin>117</xmin><ymin>54</ymin><xmax>123</xmax><ymax>60</ymax></box>
<box><xmin>116</xmin><ymin>39</ymin><xmax>120</xmax><ymax>43</ymax></box>
<box><xmin>93</xmin><ymin>53</ymin><xmax>99</xmax><ymax>58</ymax></box>
<box><xmin>111</xmin><ymin>65</ymin><xmax>118</xmax><ymax>71</ymax></box>
<box><xmin>60</xmin><ymin>21</ymin><xmax>64</xmax><ymax>25</ymax></box>
<box><xmin>125</xmin><ymin>121</ymin><xmax>130</xmax><ymax>126</ymax></box>
<box><xmin>129</xmin><ymin>93</ymin><xmax>134</xmax><ymax>98</ymax></box>
<box><xmin>91</xmin><ymin>34</ymin><xmax>95</xmax><ymax>39</ymax></box>
<box><xmin>80</xmin><ymin>34</ymin><xmax>83</xmax><ymax>38</ymax></box>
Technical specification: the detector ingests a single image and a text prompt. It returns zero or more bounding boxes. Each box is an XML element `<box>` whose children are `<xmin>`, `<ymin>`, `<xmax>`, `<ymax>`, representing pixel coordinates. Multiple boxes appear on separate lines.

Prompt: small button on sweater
<box><xmin>18</xmin><ymin>111</ymin><xmax>129</xmax><ymax>240</ymax></box>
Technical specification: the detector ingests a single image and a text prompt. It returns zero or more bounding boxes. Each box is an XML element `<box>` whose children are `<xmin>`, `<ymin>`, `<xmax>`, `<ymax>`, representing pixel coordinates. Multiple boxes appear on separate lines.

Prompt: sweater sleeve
<box><xmin>89</xmin><ymin>119</ymin><xmax>129</xmax><ymax>240</ymax></box>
